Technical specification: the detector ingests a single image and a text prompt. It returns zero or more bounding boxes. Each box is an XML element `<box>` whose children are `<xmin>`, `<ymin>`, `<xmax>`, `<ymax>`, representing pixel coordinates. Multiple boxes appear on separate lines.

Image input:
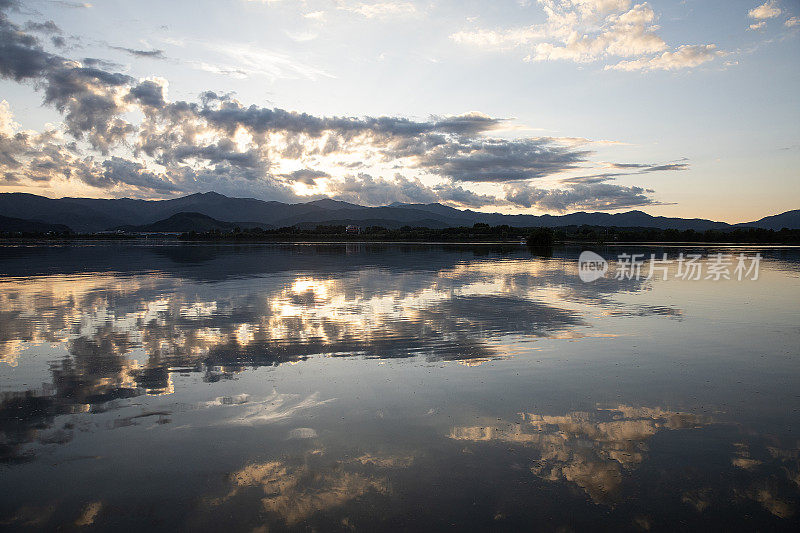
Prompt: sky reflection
<box><xmin>1</xmin><ymin>244</ymin><xmax>799</xmax><ymax>530</ymax></box>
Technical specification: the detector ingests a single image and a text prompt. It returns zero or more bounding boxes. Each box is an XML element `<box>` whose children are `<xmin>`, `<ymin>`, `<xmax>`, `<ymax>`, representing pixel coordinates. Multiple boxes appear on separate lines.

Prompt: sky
<box><xmin>0</xmin><ymin>0</ymin><xmax>798</xmax><ymax>222</ymax></box>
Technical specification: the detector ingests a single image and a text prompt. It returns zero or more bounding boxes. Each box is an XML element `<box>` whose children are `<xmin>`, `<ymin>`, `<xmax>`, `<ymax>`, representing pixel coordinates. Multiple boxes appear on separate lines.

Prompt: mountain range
<box><xmin>0</xmin><ymin>191</ymin><xmax>797</xmax><ymax>233</ymax></box>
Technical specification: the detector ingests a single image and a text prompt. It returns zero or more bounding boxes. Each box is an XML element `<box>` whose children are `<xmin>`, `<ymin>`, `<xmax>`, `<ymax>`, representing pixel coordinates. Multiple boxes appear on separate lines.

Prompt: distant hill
<box><xmin>292</xmin><ymin>217</ymin><xmax>452</xmax><ymax>230</ymax></box>
<box><xmin>737</xmin><ymin>209</ymin><xmax>800</xmax><ymax>230</ymax></box>
<box><xmin>0</xmin><ymin>192</ymin><xmax>317</xmax><ymax>232</ymax></box>
<box><xmin>0</xmin><ymin>192</ymin><xmax>797</xmax><ymax>233</ymax></box>
<box><xmin>389</xmin><ymin>204</ymin><xmax>732</xmax><ymax>231</ymax></box>
<box><xmin>115</xmin><ymin>212</ymin><xmax>268</xmax><ymax>233</ymax></box>
<box><xmin>0</xmin><ymin>214</ymin><xmax>71</xmax><ymax>233</ymax></box>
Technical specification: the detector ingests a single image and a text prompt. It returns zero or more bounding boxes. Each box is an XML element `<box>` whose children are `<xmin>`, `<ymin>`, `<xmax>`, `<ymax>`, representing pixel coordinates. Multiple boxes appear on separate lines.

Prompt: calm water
<box><xmin>0</xmin><ymin>243</ymin><xmax>799</xmax><ymax>531</ymax></box>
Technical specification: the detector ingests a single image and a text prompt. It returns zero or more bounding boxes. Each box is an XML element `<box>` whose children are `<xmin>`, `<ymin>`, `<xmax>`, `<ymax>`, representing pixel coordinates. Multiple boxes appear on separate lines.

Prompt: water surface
<box><xmin>1</xmin><ymin>243</ymin><xmax>799</xmax><ymax>531</ymax></box>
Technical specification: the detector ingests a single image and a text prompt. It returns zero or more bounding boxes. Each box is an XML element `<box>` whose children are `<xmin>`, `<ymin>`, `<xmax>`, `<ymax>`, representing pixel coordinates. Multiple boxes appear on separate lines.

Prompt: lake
<box><xmin>1</xmin><ymin>243</ymin><xmax>799</xmax><ymax>531</ymax></box>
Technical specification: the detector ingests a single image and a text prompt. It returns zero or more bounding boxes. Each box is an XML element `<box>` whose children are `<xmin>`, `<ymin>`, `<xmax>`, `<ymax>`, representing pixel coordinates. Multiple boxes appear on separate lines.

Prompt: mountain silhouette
<box><xmin>0</xmin><ymin>192</ymin><xmax>797</xmax><ymax>233</ymax></box>
<box><xmin>114</xmin><ymin>212</ymin><xmax>267</xmax><ymax>233</ymax></box>
<box><xmin>737</xmin><ymin>209</ymin><xmax>800</xmax><ymax>230</ymax></box>
<box><xmin>0</xmin><ymin>214</ymin><xmax>71</xmax><ymax>233</ymax></box>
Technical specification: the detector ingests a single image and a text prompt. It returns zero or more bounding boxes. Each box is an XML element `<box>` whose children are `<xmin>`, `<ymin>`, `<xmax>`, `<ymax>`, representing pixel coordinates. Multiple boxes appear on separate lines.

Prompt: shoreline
<box><xmin>1</xmin><ymin>238</ymin><xmax>799</xmax><ymax>248</ymax></box>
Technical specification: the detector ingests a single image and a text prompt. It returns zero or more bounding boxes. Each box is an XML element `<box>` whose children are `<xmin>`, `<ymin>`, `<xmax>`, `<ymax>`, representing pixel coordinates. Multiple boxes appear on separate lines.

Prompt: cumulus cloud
<box><xmin>451</xmin><ymin>0</ymin><xmax>721</xmax><ymax>71</ymax></box>
<box><xmin>0</xmin><ymin>100</ymin><xmax>176</xmax><ymax>193</ymax></box>
<box><xmin>324</xmin><ymin>174</ymin><xmax>502</xmax><ymax>208</ymax></box>
<box><xmin>127</xmin><ymin>78</ymin><xmax>167</xmax><ymax>108</ymax></box>
<box><xmin>0</xmin><ymin>0</ymin><xmax>668</xmax><ymax>211</ymax></box>
<box><xmin>505</xmin><ymin>181</ymin><xmax>657</xmax><ymax>211</ymax></box>
<box><xmin>785</xmin><ymin>17</ymin><xmax>800</xmax><ymax>28</ymax></box>
<box><xmin>748</xmin><ymin>1</ymin><xmax>782</xmax><ymax>20</ymax></box>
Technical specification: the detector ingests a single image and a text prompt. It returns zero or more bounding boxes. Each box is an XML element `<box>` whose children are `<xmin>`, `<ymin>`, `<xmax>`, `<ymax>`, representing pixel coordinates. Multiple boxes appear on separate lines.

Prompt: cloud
<box><xmin>0</xmin><ymin>1</ymin><xmax>668</xmax><ymax>211</ymax></box>
<box><xmin>505</xmin><ymin>181</ymin><xmax>658</xmax><ymax>211</ymax></box>
<box><xmin>452</xmin><ymin>405</ymin><xmax>710</xmax><ymax>504</ymax></box>
<box><xmin>189</xmin><ymin>41</ymin><xmax>333</xmax><ymax>81</ymax></box>
<box><xmin>748</xmin><ymin>1</ymin><xmax>782</xmax><ymax>20</ymax></box>
<box><xmin>432</xmin><ymin>181</ymin><xmax>502</xmax><ymax>208</ymax></box>
<box><xmin>81</xmin><ymin>57</ymin><xmax>123</xmax><ymax>70</ymax></box>
<box><xmin>100</xmin><ymin>156</ymin><xmax>180</xmax><ymax>192</ymax></box>
<box><xmin>109</xmin><ymin>46</ymin><xmax>166</xmax><ymax>59</ymax></box>
<box><xmin>605</xmin><ymin>44</ymin><xmax>721</xmax><ymax>72</ymax></box>
<box><xmin>451</xmin><ymin>0</ymin><xmax>721</xmax><ymax>71</ymax></box>
<box><xmin>414</xmin><ymin>137</ymin><xmax>591</xmax><ymax>182</ymax></box>
<box><xmin>749</xmin><ymin>21</ymin><xmax>767</xmax><ymax>31</ymax></box>
<box><xmin>284</xmin><ymin>30</ymin><xmax>318</xmax><ymax>42</ymax></box>
<box><xmin>280</xmin><ymin>168</ymin><xmax>331</xmax><ymax>185</ymax></box>
<box><xmin>127</xmin><ymin>78</ymin><xmax>167</xmax><ymax>108</ymax></box>
<box><xmin>324</xmin><ymin>173</ymin><xmax>502</xmax><ymax>208</ymax></box>
<box><xmin>786</xmin><ymin>17</ymin><xmax>800</xmax><ymax>28</ymax></box>
<box><xmin>526</xmin><ymin>3</ymin><xmax>667</xmax><ymax>63</ymax></box>
<box><xmin>214</xmin><ymin>391</ymin><xmax>335</xmax><ymax>426</ymax></box>
<box><xmin>24</xmin><ymin>20</ymin><xmax>61</xmax><ymax>34</ymax></box>
<box><xmin>0</xmin><ymin>8</ymin><xmax>57</xmax><ymax>80</ymax></box>
<box><xmin>51</xmin><ymin>1</ymin><xmax>92</xmax><ymax>8</ymax></box>
<box><xmin>338</xmin><ymin>1</ymin><xmax>417</xmax><ymax>19</ymax></box>
<box><xmin>561</xmin><ymin>160</ymin><xmax>688</xmax><ymax>184</ymax></box>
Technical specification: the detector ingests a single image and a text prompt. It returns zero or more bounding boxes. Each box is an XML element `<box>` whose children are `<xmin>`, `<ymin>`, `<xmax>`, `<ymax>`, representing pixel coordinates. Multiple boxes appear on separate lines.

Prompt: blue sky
<box><xmin>0</xmin><ymin>0</ymin><xmax>798</xmax><ymax>221</ymax></box>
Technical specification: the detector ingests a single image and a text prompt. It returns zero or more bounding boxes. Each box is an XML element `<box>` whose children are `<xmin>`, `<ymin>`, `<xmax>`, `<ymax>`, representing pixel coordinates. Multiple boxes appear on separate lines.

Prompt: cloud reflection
<box><xmin>201</xmin><ymin>450</ymin><xmax>411</xmax><ymax>527</ymax></box>
<box><xmin>0</xmin><ymin>247</ymin><xmax>678</xmax><ymax>463</ymax></box>
<box><xmin>451</xmin><ymin>405</ymin><xmax>711</xmax><ymax>504</ymax></box>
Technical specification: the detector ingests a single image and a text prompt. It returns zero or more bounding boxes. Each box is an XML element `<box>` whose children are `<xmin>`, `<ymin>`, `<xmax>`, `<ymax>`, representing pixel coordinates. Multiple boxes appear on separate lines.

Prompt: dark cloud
<box><xmin>82</xmin><ymin>57</ymin><xmax>123</xmax><ymax>69</ymax></box>
<box><xmin>100</xmin><ymin>156</ymin><xmax>180</xmax><ymax>192</ymax></box>
<box><xmin>0</xmin><ymin>1</ymin><xmax>667</xmax><ymax>212</ymax></box>
<box><xmin>646</xmin><ymin>163</ymin><xmax>689</xmax><ymax>172</ymax></box>
<box><xmin>562</xmin><ymin>161</ymin><xmax>690</xmax><ymax>184</ymax></box>
<box><xmin>606</xmin><ymin>162</ymin><xmax>689</xmax><ymax>172</ymax></box>
<box><xmin>280</xmin><ymin>169</ymin><xmax>331</xmax><ymax>185</ymax></box>
<box><xmin>560</xmin><ymin>173</ymin><xmax>623</xmax><ymax>184</ymax></box>
<box><xmin>127</xmin><ymin>79</ymin><xmax>166</xmax><ymax>108</ymax></box>
<box><xmin>0</xmin><ymin>6</ymin><xmax>137</xmax><ymax>152</ymax></box>
<box><xmin>190</xmin><ymin>99</ymin><xmax>503</xmax><ymax>143</ymax></box>
<box><xmin>505</xmin><ymin>182</ymin><xmax>657</xmax><ymax>211</ymax></box>
<box><xmin>24</xmin><ymin>20</ymin><xmax>61</xmax><ymax>34</ymax></box>
<box><xmin>0</xmin><ymin>7</ymin><xmax>58</xmax><ymax>80</ymax></box>
<box><xmin>415</xmin><ymin>137</ymin><xmax>591</xmax><ymax>182</ymax></box>
<box><xmin>170</xmin><ymin>141</ymin><xmax>265</xmax><ymax>169</ymax></box>
<box><xmin>109</xmin><ymin>46</ymin><xmax>166</xmax><ymax>60</ymax></box>
<box><xmin>39</xmin><ymin>66</ymin><xmax>133</xmax><ymax>152</ymax></box>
